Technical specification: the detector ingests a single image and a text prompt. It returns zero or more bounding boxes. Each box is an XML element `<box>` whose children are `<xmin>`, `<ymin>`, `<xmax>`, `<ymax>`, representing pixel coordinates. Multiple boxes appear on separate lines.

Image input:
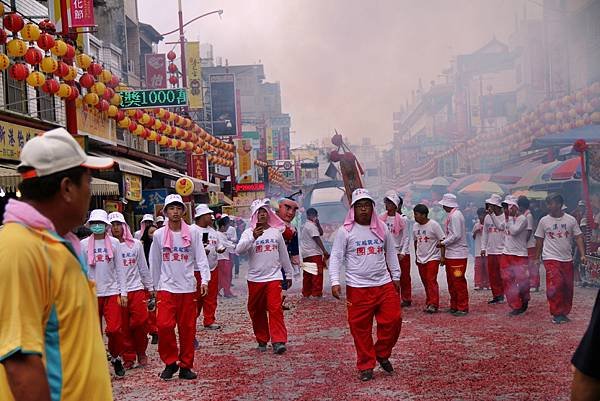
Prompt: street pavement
<box><xmin>112</xmin><ymin>260</ymin><xmax>596</xmax><ymax>401</ymax></box>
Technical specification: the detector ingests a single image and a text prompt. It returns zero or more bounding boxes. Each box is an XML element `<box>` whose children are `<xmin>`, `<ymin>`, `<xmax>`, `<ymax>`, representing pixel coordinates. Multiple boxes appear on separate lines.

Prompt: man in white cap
<box><xmin>81</xmin><ymin>209</ymin><xmax>127</xmax><ymax>377</ymax></box>
<box><xmin>0</xmin><ymin>128</ymin><xmax>114</xmax><ymax>400</ymax></box>
<box><xmin>108</xmin><ymin>212</ymin><xmax>155</xmax><ymax>369</ymax></box>
<box><xmin>380</xmin><ymin>191</ymin><xmax>412</xmax><ymax>307</ymax></box>
<box><xmin>481</xmin><ymin>194</ymin><xmax>506</xmax><ymax>304</ymax></box>
<box><xmin>149</xmin><ymin>194</ymin><xmax>210</xmax><ymax>380</ymax></box>
<box><xmin>438</xmin><ymin>193</ymin><xmax>470</xmax><ymax>316</ymax></box>
<box><xmin>329</xmin><ymin>188</ymin><xmax>401</xmax><ymax>382</ymax></box>
<box><xmin>155</xmin><ymin>215</ymin><xmax>165</xmax><ymax>229</ymax></box>
<box><xmin>517</xmin><ymin>196</ymin><xmax>540</xmax><ymax>292</ymax></box>
<box><xmin>135</xmin><ymin>214</ymin><xmax>155</xmax><ymax>240</ymax></box>
<box><xmin>191</xmin><ymin>204</ymin><xmax>223</xmax><ymax>331</ymax></box>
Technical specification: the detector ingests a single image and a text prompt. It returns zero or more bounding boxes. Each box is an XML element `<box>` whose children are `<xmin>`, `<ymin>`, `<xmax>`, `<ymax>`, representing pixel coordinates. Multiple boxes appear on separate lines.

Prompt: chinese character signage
<box><xmin>209</xmin><ymin>74</ymin><xmax>238</xmax><ymax>137</ymax></box>
<box><xmin>0</xmin><ymin>121</ymin><xmax>41</xmax><ymax>161</ymax></box>
<box><xmin>235</xmin><ymin>139</ymin><xmax>254</xmax><ymax>183</ymax></box>
<box><xmin>70</xmin><ymin>0</ymin><xmax>95</xmax><ymax>28</ymax></box>
<box><xmin>123</xmin><ymin>173</ymin><xmax>142</xmax><ymax>201</ymax></box>
<box><xmin>144</xmin><ymin>54</ymin><xmax>167</xmax><ymax>89</ymax></box>
<box><xmin>266</xmin><ymin>128</ymin><xmax>274</xmax><ymax>161</ymax></box>
<box><xmin>136</xmin><ymin>189</ymin><xmax>168</xmax><ymax>214</ymax></box>
<box><xmin>190</xmin><ymin>154</ymin><xmax>208</xmax><ymax>181</ymax></box>
<box><xmin>185</xmin><ymin>42</ymin><xmax>203</xmax><ymax>109</ymax></box>
<box><xmin>120</xmin><ymin>88</ymin><xmax>188</xmax><ymax>109</ymax></box>
<box><xmin>77</xmin><ymin>106</ymin><xmax>117</xmax><ymax>144</ymax></box>
<box><xmin>235</xmin><ymin>182</ymin><xmax>265</xmax><ymax>192</ymax></box>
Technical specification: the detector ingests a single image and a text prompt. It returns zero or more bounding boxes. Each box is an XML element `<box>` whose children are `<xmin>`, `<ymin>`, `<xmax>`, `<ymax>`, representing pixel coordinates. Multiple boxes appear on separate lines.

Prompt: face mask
<box><xmin>90</xmin><ymin>224</ymin><xmax>106</xmax><ymax>235</ymax></box>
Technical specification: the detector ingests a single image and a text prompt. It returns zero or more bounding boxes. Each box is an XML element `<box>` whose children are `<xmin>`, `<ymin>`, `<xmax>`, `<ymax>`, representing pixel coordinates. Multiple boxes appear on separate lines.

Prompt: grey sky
<box><xmin>139</xmin><ymin>0</ymin><xmax>540</xmax><ymax>147</ymax></box>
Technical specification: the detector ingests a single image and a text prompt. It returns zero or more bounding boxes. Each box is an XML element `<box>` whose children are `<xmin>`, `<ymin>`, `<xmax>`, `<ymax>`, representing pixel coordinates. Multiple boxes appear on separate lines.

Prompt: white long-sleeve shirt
<box><xmin>149</xmin><ymin>226</ymin><xmax>210</xmax><ymax>293</ymax></box>
<box><xmin>216</xmin><ymin>230</ymin><xmax>236</xmax><ymax>261</ymax></box>
<box><xmin>190</xmin><ymin>225</ymin><xmax>220</xmax><ymax>270</ymax></box>
<box><xmin>235</xmin><ymin>227</ymin><xmax>293</xmax><ymax>282</ymax></box>
<box><xmin>117</xmin><ymin>239</ymin><xmax>153</xmax><ymax>292</ymax></box>
<box><xmin>226</xmin><ymin>225</ymin><xmax>238</xmax><ymax>243</ymax></box>
<box><xmin>501</xmin><ymin>215</ymin><xmax>529</xmax><ymax>257</ymax></box>
<box><xmin>472</xmin><ymin>222</ymin><xmax>483</xmax><ymax>256</ymax></box>
<box><xmin>328</xmin><ymin>224</ymin><xmax>400</xmax><ymax>288</ymax></box>
<box><xmin>481</xmin><ymin>214</ymin><xmax>506</xmax><ymax>255</ymax></box>
<box><xmin>82</xmin><ymin>236</ymin><xmax>127</xmax><ymax>297</ymax></box>
<box><xmin>380</xmin><ymin>213</ymin><xmax>410</xmax><ymax>255</ymax></box>
<box><xmin>440</xmin><ymin>209</ymin><xmax>469</xmax><ymax>259</ymax></box>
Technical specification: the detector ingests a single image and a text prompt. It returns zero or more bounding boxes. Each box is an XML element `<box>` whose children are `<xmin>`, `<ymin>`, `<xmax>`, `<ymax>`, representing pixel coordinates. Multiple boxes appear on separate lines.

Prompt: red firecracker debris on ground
<box><xmin>112</xmin><ymin>262</ymin><xmax>596</xmax><ymax>401</ymax></box>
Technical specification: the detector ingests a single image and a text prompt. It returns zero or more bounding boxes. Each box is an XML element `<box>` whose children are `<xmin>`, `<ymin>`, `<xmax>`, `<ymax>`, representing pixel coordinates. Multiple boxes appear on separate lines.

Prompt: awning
<box><xmin>448</xmin><ymin>173</ymin><xmax>491</xmax><ymax>192</ymax></box>
<box><xmin>511</xmin><ymin>189</ymin><xmax>548</xmax><ymax>200</ymax></box>
<box><xmin>143</xmin><ymin>161</ymin><xmax>219</xmax><ymax>191</ymax></box>
<box><xmin>549</xmin><ymin>157</ymin><xmax>581</xmax><ymax>181</ymax></box>
<box><xmin>91</xmin><ymin>178</ymin><xmax>120</xmax><ymax>196</ymax></box>
<box><xmin>0</xmin><ymin>166</ymin><xmax>20</xmax><ymax>191</ymax></box>
<box><xmin>458</xmin><ymin>181</ymin><xmax>507</xmax><ymax>196</ymax></box>
<box><xmin>512</xmin><ymin>161</ymin><xmax>562</xmax><ymax>190</ymax></box>
<box><xmin>491</xmin><ymin>161</ymin><xmax>540</xmax><ymax>184</ymax></box>
<box><xmin>91</xmin><ymin>152</ymin><xmax>152</xmax><ymax>178</ymax></box>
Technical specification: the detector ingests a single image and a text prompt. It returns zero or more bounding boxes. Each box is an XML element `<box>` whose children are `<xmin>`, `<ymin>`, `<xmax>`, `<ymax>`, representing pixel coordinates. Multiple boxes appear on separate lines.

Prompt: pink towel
<box><xmin>109</xmin><ymin>221</ymin><xmax>136</xmax><ymax>249</ymax></box>
<box><xmin>162</xmin><ymin>220</ymin><xmax>192</xmax><ymax>250</ymax></box>
<box><xmin>3</xmin><ymin>199</ymin><xmax>82</xmax><ymax>254</ymax></box>
<box><xmin>250</xmin><ymin>207</ymin><xmax>285</xmax><ymax>230</ymax></box>
<box><xmin>344</xmin><ymin>208</ymin><xmax>386</xmax><ymax>241</ymax></box>
<box><xmin>86</xmin><ymin>234</ymin><xmax>114</xmax><ymax>267</ymax></box>
<box><xmin>379</xmin><ymin>212</ymin><xmax>405</xmax><ymax>235</ymax></box>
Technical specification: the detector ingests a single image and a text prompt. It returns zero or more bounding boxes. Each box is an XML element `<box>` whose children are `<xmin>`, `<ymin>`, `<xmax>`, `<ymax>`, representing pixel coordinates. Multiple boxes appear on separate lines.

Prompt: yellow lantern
<box><xmin>152</xmin><ymin>120</ymin><xmax>162</xmax><ymax>130</ymax></box>
<box><xmin>157</xmin><ymin>108</ymin><xmax>166</xmax><ymax>118</ymax></box>
<box><xmin>64</xmin><ymin>66</ymin><xmax>77</xmax><ymax>81</ymax></box>
<box><xmin>175</xmin><ymin>177</ymin><xmax>194</xmax><ymax>197</ymax></box>
<box><xmin>140</xmin><ymin>113</ymin><xmax>151</xmax><ymax>125</ymax></box>
<box><xmin>110</xmin><ymin>93</ymin><xmax>121</xmax><ymax>106</ymax></box>
<box><xmin>163</xmin><ymin>125</ymin><xmax>172</xmax><ymax>135</ymax></box>
<box><xmin>26</xmin><ymin>71</ymin><xmax>45</xmax><ymax>87</ymax></box>
<box><xmin>0</xmin><ymin>4</ymin><xmax>4</xmax><ymax>16</ymax></box>
<box><xmin>158</xmin><ymin>135</ymin><xmax>169</xmax><ymax>145</ymax></box>
<box><xmin>7</xmin><ymin>39</ymin><xmax>27</xmax><ymax>57</ymax></box>
<box><xmin>75</xmin><ymin>97</ymin><xmax>83</xmax><ymax>108</ymax></box>
<box><xmin>118</xmin><ymin>117</ymin><xmax>131</xmax><ymax>128</ymax></box>
<box><xmin>40</xmin><ymin>56</ymin><xmax>58</xmax><ymax>74</ymax></box>
<box><xmin>167</xmin><ymin>112</ymin><xmax>176</xmax><ymax>122</ymax></box>
<box><xmin>75</xmin><ymin>53</ymin><xmax>92</xmax><ymax>69</ymax></box>
<box><xmin>134</xmin><ymin>124</ymin><xmax>145</xmax><ymax>136</ymax></box>
<box><xmin>148</xmin><ymin>130</ymin><xmax>158</xmax><ymax>141</ymax></box>
<box><xmin>99</xmin><ymin>69</ymin><xmax>112</xmax><ymax>84</ymax></box>
<box><xmin>21</xmin><ymin>23</ymin><xmax>41</xmax><ymax>42</ymax></box>
<box><xmin>107</xmin><ymin>104</ymin><xmax>118</xmax><ymax>117</ymax></box>
<box><xmin>91</xmin><ymin>82</ymin><xmax>106</xmax><ymax>96</ymax></box>
<box><xmin>51</xmin><ymin>40</ymin><xmax>68</xmax><ymax>57</ymax></box>
<box><xmin>57</xmin><ymin>83</ymin><xmax>72</xmax><ymax>98</ymax></box>
<box><xmin>0</xmin><ymin>54</ymin><xmax>9</xmax><ymax>70</ymax></box>
<box><xmin>170</xmin><ymin>139</ymin><xmax>179</xmax><ymax>149</ymax></box>
<box><xmin>126</xmin><ymin>109</ymin><xmax>137</xmax><ymax>117</ymax></box>
<box><xmin>84</xmin><ymin>92</ymin><xmax>99</xmax><ymax>106</ymax></box>
<box><xmin>177</xmin><ymin>140</ymin><xmax>186</xmax><ymax>150</ymax></box>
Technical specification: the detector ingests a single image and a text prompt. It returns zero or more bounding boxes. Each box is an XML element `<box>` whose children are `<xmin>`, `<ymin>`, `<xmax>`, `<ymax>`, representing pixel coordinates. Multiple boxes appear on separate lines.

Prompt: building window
<box><xmin>36</xmin><ymin>89</ymin><xmax>56</xmax><ymax>121</ymax></box>
<box><xmin>4</xmin><ymin>71</ymin><xmax>28</xmax><ymax>114</ymax></box>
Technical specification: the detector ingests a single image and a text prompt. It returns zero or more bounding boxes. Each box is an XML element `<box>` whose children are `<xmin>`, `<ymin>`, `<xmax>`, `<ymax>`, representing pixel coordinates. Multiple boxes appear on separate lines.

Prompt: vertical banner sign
<box><xmin>123</xmin><ymin>173</ymin><xmax>142</xmax><ymax>201</ymax></box>
<box><xmin>258</xmin><ymin>125</ymin><xmax>267</xmax><ymax>161</ymax></box>
<box><xmin>235</xmin><ymin>89</ymin><xmax>242</xmax><ymax>138</ymax></box>
<box><xmin>266</xmin><ymin>128</ymin><xmax>274</xmax><ymax>161</ymax></box>
<box><xmin>272</xmin><ymin>129</ymin><xmax>280</xmax><ymax>160</ymax></box>
<box><xmin>235</xmin><ymin>139</ymin><xmax>254</xmax><ymax>183</ymax></box>
<box><xmin>70</xmin><ymin>0</ymin><xmax>95</xmax><ymax>28</ymax></box>
<box><xmin>185</xmin><ymin>42</ymin><xmax>203</xmax><ymax>109</ymax></box>
<box><xmin>191</xmin><ymin>154</ymin><xmax>209</xmax><ymax>181</ymax></box>
<box><xmin>280</xmin><ymin>127</ymin><xmax>290</xmax><ymax>159</ymax></box>
<box><xmin>144</xmin><ymin>54</ymin><xmax>167</xmax><ymax>89</ymax></box>
<box><xmin>209</xmin><ymin>74</ymin><xmax>238</xmax><ymax>137</ymax></box>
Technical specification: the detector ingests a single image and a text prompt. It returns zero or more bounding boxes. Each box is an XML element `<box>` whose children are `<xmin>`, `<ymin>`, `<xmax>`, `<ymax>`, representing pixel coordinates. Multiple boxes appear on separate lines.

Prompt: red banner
<box><xmin>144</xmin><ymin>54</ymin><xmax>167</xmax><ymax>89</ymax></box>
<box><xmin>70</xmin><ymin>0</ymin><xmax>95</xmax><ymax>28</ymax></box>
<box><xmin>190</xmin><ymin>154</ymin><xmax>208</xmax><ymax>181</ymax></box>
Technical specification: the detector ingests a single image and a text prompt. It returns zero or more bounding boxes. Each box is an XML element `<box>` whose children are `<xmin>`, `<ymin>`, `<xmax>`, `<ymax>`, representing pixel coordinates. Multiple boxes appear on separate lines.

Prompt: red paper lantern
<box><xmin>54</xmin><ymin>61</ymin><xmax>70</xmax><ymax>78</ymax></box>
<box><xmin>41</xmin><ymin>78</ymin><xmax>60</xmax><ymax>94</ymax></box>
<box><xmin>102</xmin><ymin>87</ymin><xmax>115</xmax><ymax>100</ymax></box>
<box><xmin>3</xmin><ymin>13</ymin><xmax>24</xmax><ymax>33</ymax></box>
<box><xmin>168</xmin><ymin>63</ymin><xmax>178</xmax><ymax>73</ymax></box>
<box><xmin>140</xmin><ymin>128</ymin><xmax>150</xmax><ymax>139</ymax></box>
<box><xmin>79</xmin><ymin>73</ymin><xmax>95</xmax><ymax>89</ymax></box>
<box><xmin>96</xmin><ymin>99</ymin><xmax>110</xmax><ymax>112</ymax></box>
<box><xmin>108</xmin><ymin>75</ymin><xmax>120</xmax><ymax>88</ymax></box>
<box><xmin>167</xmin><ymin>51</ymin><xmax>176</xmax><ymax>61</ymax></box>
<box><xmin>24</xmin><ymin>47</ymin><xmax>43</xmax><ymax>65</ymax></box>
<box><xmin>8</xmin><ymin>63</ymin><xmax>29</xmax><ymax>81</ymax></box>
<box><xmin>134</xmin><ymin>109</ymin><xmax>144</xmax><ymax>120</ymax></box>
<box><xmin>88</xmin><ymin>62</ymin><xmax>103</xmax><ymax>76</ymax></box>
<box><xmin>168</xmin><ymin>75</ymin><xmax>178</xmax><ymax>85</ymax></box>
<box><xmin>116</xmin><ymin>110</ymin><xmax>126</xmax><ymax>121</ymax></box>
<box><xmin>0</xmin><ymin>29</ymin><xmax>7</xmax><ymax>45</ymax></box>
<box><xmin>63</xmin><ymin>44</ymin><xmax>75</xmax><ymax>61</ymax></box>
<box><xmin>128</xmin><ymin>122</ymin><xmax>138</xmax><ymax>132</ymax></box>
<box><xmin>36</xmin><ymin>32</ymin><xmax>55</xmax><ymax>51</ymax></box>
<box><xmin>67</xmin><ymin>85</ymin><xmax>79</xmax><ymax>101</ymax></box>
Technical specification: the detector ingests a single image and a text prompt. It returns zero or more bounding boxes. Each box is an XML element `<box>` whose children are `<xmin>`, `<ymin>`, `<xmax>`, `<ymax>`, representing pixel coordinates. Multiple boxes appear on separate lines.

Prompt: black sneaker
<box><xmin>112</xmin><ymin>358</ymin><xmax>125</xmax><ymax>377</ymax></box>
<box><xmin>377</xmin><ymin>358</ymin><xmax>394</xmax><ymax>373</ymax></box>
<box><xmin>359</xmin><ymin>369</ymin><xmax>374</xmax><ymax>381</ymax></box>
<box><xmin>257</xmin><ymin>343</ymin><xmax>267</xmax><ymax>352</ymax></box>
<box><xmin>159</xmin><ymin>363</ymin><xmax>179</xmax><ymax>380</ymax></box>
<box><xmin>448</xmin><ymin>308</ymin><xmax>458</xmax><ymax>314</ymax></box>
<box><xmin>150</xmin><ymin>333</ymin><xmax>158</xmax><ymax>345</ymax></box>
<box><xmin>509</xmin><ymin>309</ymin><xmax>523</xmax><ymax>316</ymax></box>
<box><xmin>401</xmin><ymin>300</ymin><xmax>412</xmax><ymax>307</ymax></box>
<box><xmin>273</xmin><ymin>342</ymin><xmax>287</xmax><ymax>355</ymax></box>
<box><xmin>178</xmin><ymin>368</ymin><xmax>198</xmax><ymax>380</ymax></box>
<box><xmin>552</xmin><ymin>315</ymin><xmax>571</xmax><ymax>324</ymax></box>
<box><xmin>520</xmin><ymin>301</ymin><xmax>529</xmax><ymax>313</ymax></box>
<box><xmin>424</xmin><ymin>305</ymin><xmax>438</xmax><ymax>314</ymax></box>
<box><xmin>488</xmin><ymin>296</ymin><xmax>505</xmax><ymax>304</ymax></box>
<box><xmin>451</xmin><ymin>310</ymin><xmax>468</xmax><ymax>317</ymax></box>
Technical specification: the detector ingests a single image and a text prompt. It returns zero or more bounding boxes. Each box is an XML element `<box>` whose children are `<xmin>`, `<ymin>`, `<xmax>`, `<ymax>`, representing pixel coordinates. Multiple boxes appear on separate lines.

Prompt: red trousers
<box><xmin>98</xmin><ymin>295</ymin><xmax>123</xmax><ymax>358</ymax></box>
<box><xmin>543</xmin><ymin>260</ymin><xmax>574</xmax><ymax>317</ymax></box>
<box><xmin>302</xmin><ymin>255</ymin><xmax>325</xmax><ymax>297</ymax></box>
<box><xmin>346</xmin><ymin>282</ymin><xmax>402</xmax><ymax>371</ymax></box>
<box><xmin>500</xmin><ymin>255</ymin><xmax>530</xmax><ymax>311</ymax></box>
<box><xmin>487</xmin><ymin>254</ymin><xmax>504</xmax><ymax>297</ymax></box>
<box><xmin>195</xmin><ymin>270</ymin><xmax>219</xmax><ymax>327</ymax></box>
<box><xmin>218</xmin><ymin>259</ymin><xmax>234</xmax><ymax>297</ymax></box>
<box><xmin>474</xmin><ymin>256</ymin><xmax>489</xmax><ymax>288</ymax></box>
<box><xmin>445</xmin><ymin>258</ymin><xmax>469</xmax><ymax>312</ymax></box>
<box><xmin>156</xmin><ymin>291</ymin><xmax>196</xmax><ymax>369</ymax></box>
<box><xmin>417</xmin><ymin>260</ymin><xmax>440</xmax><ymax>308</ymax></box>
<box><xmin>121</xmin><ymin>289</ymin><xmax>149</xmax><ymax>364</ymax></box>
<box><xmin>148</xmin><ymin>310</ymin><xmax>157</xmax><ymax>335</ymax></box>
<box><xmin>247</xmin><ymin>280</ymin><xmax>287</xmax><ymax>344</ymax></box>
<box><xmin>399</xmin><ymin>254</ymin><xmax>412</xmax><ymax>302</ymax></box>
<box><xmin>527</xmin><ymin>247</ymin><xmax>540</xmax><ymax>289</ymax></box>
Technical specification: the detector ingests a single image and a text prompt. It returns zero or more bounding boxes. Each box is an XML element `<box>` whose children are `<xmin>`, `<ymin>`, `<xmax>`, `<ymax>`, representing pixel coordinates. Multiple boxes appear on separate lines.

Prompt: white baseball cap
<box><xmin>195</xmin><ymin>204</ymin><xmax>213</xmax><ymax>218</ymax></box>
<box><xmin>439</xmin><ymin>193</ymin><xmax>459</xmax><ymax>208</ymax></box>
<box><xmin>578</xmin><ymin>200</ymin><xmax>585</xmax><ymax>206</ymax></box>
<box><xmin>163</xmin><ymin>194</ymin><xmax>185</xmax><ymax>211</ymax></box>
<box><xmin>384</xmin><ymin>190</ymin><xmax>401</xmax><ymax>208</ymax></box>
<box><xmin>485</xmin><ymin>194</ymin><xmax>503</xmax><ymax>207</ymax></box>
<box><xmin>18</xmin><ymin>128</ymin><xmax>114</xmax><ymax>179</ymax></box>
<box><xmin>156</xmin><ymin>216</ymin><xmax>165</xmax><ymax>223</ymax></box>
<box><xmin>503</xmin><ymin>196</ymin><xmax>518</xmax><ymax>208</ymax></box>
<box><xmin>351</xmin><ymin>188</ymin><xmax>374</xmax><ymax>206</ymax></box>
<box><xmin>108</xmin><ymin>212</ymin><xmax>126</xmax><ymax>224</ymax></box>
<box><xmin>88</xmin><ymin>209</ymin><xmax>110</xmax><ymax>225</ymax></box>
<box><xmin>251</xmin><ymin>198</ymin><xmax>270</xmax><ymax>215</ymax></box>
<box><xmin>141</xmin><ymin>214</ymin><xmax>154</xmax><ymax>223</ymax></box>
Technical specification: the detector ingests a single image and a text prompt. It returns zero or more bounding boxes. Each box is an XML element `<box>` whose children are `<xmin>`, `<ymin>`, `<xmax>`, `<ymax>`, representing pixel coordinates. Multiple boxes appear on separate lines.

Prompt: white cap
<box><xmin>251</xmin><ymin>198</ymin><xmax>270</xmax><ymax>215</ymax></box>
<box><xmin>221</xmin><ymin>213</ymin><xmax>229</xmax><ymax>219</ymax></box>
<box><xmin>18</xmin><ymin>128</ymin><xmax>113</xmax><ymax>179</ymax></box>
<box><xmin>351</xmin><ymin>188</ymin><xmax>374</xmax><ymax>206</ymax></box>
<box><xmin>578</xmin><ymin>200</ymin><xmax>585</xmax><ymax>206</ymax></box>
<box><xmin>141</xmin><ymin>214</ymin><xmax>154</xmax><ymax>223</ymax></box>
<box><xmin>561</xmin><ymin>204</ymin><xmax>568</xmax><ymax>211</ymax></box>
<box><xmin>88</xmin><ymin>209</ymin><xmax>110</xmax><ymax>225</ymax></box>
<box><xmin>108</xmin><ymin>212</ymin><xmax>126</xmax><ymax>224</ymax></box>
<box><xmin>503</xmin><ymin>196</ymin><xmax>519</xmax><ymax>208</ymax></box>
<box><xmin>163</xmin><ymin>194</ymin><xmax>184</xmax><ymax>210</ymax></box>
<box><xmin>156</xmin><ymin>216</ymin><xmax>165</xmax><ymax>223</ymax></box>
<box><xmin>195</xmin><ymin>204</ymin><xmax>213</xmax><ymax>218</ymax></box>
<box><xmin>439</xmin><ymin>193</ymin><xmax>459</xmax><ymax>208</ymax></box>
<box><xmin>384</xmin><ymin>190</ymin><xmax>401</xmax><ymax>208</ymax></box>
<box><xmin>485</xmin><ymin>194</ymin><xmax>503</xmax><ymax>207</ymax></box>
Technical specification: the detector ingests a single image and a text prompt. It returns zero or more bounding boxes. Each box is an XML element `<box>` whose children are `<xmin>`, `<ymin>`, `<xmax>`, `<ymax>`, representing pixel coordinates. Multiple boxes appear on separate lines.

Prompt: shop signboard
<box><xmin>123</xmin><ymin>173</ymin><xmax>142</xmax><ymax>201</ymax></box>
<box><xmin>120</xmin><ymin>88</ymin><xmax>188</xmax><ymax>109</ymax></box>
<box><xmin>0</xmin><ymin>121</ymin><xmax>41</xmax><ymax>161</ymax></box>
<box><xmin>144</xmin><ymin>53</ymin><xmax>167</xmax><ymax>89</ymax></box>
<box><xmin>77</xmin><ymin>106</ymin><xmax>117</xmax><ymax>144</ymax></box>
<box><xmin>209</xmin><ymin>74</ymin><xmax>237</xmax><ymax>137</ymax></box>
<box><xmin>185</xmin><ymin>42</ymin><xmax>203</xmax><ymax>109</ymax></box>
<box><xmin>136</xmin><ymin>188</ymin><xmax>168</xmax><ymax>214</ymax></box>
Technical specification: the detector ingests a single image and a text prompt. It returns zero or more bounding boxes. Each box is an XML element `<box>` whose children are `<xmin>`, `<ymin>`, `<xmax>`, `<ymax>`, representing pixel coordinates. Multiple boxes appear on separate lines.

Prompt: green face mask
<box><xmin>90</xmin><ymin>224</ymin><xmax>106</xmax><ymax>235</ymax></box>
